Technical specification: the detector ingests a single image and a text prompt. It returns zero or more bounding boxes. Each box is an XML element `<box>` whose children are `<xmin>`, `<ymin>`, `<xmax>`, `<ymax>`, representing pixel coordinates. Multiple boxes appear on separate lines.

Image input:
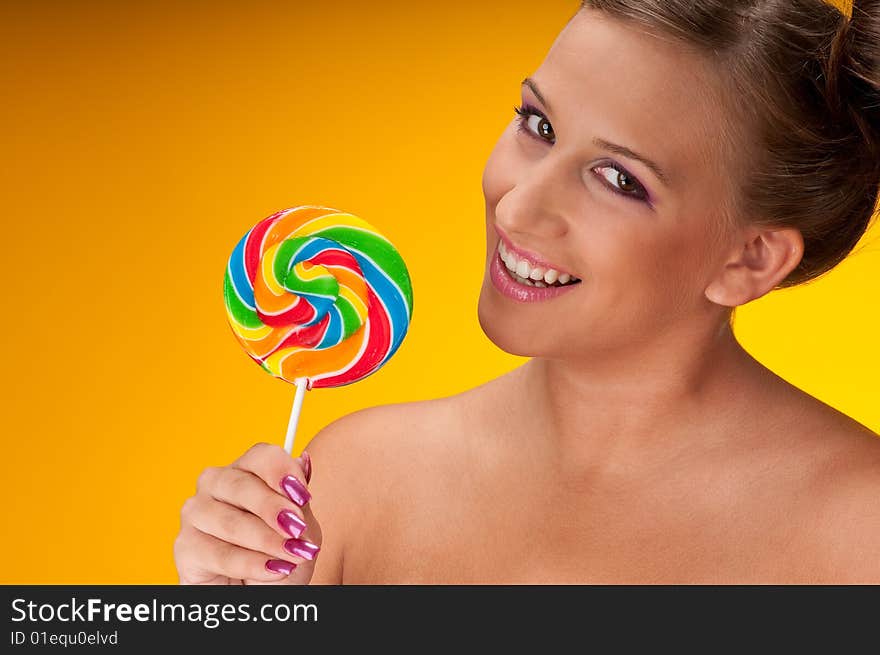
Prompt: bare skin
<box><xmin>306</xmin><ymin>350</ymin><xmax>880</xmax><ymax>584</ymax></box>
<box><xmin>174</xmin><ymin>8</ymin><xmax>880</xmax><ymax>584</ymax></box>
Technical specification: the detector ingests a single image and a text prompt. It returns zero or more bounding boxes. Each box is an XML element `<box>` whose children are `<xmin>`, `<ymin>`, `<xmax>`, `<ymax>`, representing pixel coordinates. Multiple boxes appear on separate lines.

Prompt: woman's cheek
<box><xmin>641</xmin><ymin>234</ymin><xmax>706</xmax><ymax>312</ymax></box>
<box><xmin>591</xmin><ymin>232</ymin><xmax>681</xmax><ymax>303</ymax></box>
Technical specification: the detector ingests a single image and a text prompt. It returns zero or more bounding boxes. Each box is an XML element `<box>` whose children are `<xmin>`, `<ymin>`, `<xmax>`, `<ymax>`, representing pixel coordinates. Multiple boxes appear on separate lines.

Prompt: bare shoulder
<box><xmin>794</xmin><ymin>406</ymin><xmax>880</xmax><ymax>582</ymax></box>
<box><xmin>303</xmin><ymin>367</ymin><xmax>518</xmax><ymax>503</ymax></box>
<box><xmin>304</xmin><ymin>393</ymin><xmax>467</xmax><ymax>483</ymax></box>
<box><xmin>301</xmin><ymin>392</ymin><xmax>471</xmax><ymax>583</ymax></box>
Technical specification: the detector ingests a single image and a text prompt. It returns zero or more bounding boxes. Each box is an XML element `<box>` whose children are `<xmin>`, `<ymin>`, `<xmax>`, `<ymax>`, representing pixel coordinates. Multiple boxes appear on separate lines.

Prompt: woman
<box><xmin>174</xmin><ymin>0</ymin><xmax>880</xmax><ymax>584</ymax></box>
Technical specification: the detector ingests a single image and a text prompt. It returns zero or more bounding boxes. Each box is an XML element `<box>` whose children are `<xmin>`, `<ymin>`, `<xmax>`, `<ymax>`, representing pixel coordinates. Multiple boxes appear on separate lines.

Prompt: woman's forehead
<box><xmin>535</xmin><ymin>10</ymin><xmax>732</xmax><ymax>183</ymax></box>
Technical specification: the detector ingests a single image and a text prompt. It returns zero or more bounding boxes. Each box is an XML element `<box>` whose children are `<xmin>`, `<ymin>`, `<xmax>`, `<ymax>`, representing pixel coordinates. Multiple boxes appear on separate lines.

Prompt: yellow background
<box><xmin>1</xmin><ymin>0</ymin><xmax>874</xmax><ymax>584</ymax></box>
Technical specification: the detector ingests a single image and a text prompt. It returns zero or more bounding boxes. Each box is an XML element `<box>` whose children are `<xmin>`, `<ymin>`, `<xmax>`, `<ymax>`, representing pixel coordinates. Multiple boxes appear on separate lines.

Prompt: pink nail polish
<box><xmin>280</xmin><ymin>475</ymin><xmax>311</xmax><ymax>507</ymax></box>
<box><xmin>301</xmin><ymin>451</ymin><xmax>312</xmax><ymax>484</ymax></box>
<box><xmin>277</xmin><ymin>509</ymin><xmax>307</xmax><ymax>539</ymax></box>
<box><xmin>283</xmin><ymin>538</ymin><xmax>321</xmax><ymax>561</ymax></box>
<box><xmin>265</xmin><ymin>559</ymin><xmax>297</xmax><ymax>576</ymax></box>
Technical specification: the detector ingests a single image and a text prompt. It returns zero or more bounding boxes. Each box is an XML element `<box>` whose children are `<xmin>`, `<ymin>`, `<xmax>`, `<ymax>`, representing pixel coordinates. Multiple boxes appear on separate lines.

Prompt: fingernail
<box><xmin>280</xmin><ymin>475</ymin><xmax>311</xmax><ymax>507</ymax></box>
<box><xmin>277</xmin><ymin>509</ymin><xmax>307</xmax><ymax>538</ymax></box>
<box><xmin>283</xmin><ymin>538</ymin><xmax>320</xmax><ymax>561</ymax></box>
<box><xmin>301</xmin><ymin>451</ymin><xmax>312</xmax><ymax>484</ymax></box>
<box><xmin>265</xmin><ymin>559</ymin><xmax>297</xmax><ymax>576</ymax></box>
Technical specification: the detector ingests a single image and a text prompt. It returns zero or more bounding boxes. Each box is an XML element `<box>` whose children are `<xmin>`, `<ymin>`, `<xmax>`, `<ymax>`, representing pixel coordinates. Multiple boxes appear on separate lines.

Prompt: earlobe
<box><xmin>704</xmin><ymin>226</ymin><xmax>803</xmax><ymax>307</ymax></box>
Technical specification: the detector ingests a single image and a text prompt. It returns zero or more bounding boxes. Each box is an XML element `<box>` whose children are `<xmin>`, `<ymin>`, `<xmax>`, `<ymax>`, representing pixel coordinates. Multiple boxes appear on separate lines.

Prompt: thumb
<box><xmin>294</xmin><ymin>450</ymin><xmax>317</xmax><ymax>536</ymax></box>
<box><xmin>297</xmin><ymin>450</ymin><xmax>312</xmax><ymax>484</ymax></box>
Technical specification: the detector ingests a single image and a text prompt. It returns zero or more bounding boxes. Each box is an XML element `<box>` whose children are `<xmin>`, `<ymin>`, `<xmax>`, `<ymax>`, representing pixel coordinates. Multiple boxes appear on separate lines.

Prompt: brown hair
<box><xmin>579</xmin><ymin>0</ymin><xmax>880</xmax><ymax>287</ymax></box>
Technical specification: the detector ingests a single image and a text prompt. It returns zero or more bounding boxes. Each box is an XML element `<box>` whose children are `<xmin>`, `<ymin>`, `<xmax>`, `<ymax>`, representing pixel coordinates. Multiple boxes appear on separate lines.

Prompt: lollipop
<box><xmin>224</xmin><ymin>205</ymin><xmax>414</xmax><ymax>453</ymax></box>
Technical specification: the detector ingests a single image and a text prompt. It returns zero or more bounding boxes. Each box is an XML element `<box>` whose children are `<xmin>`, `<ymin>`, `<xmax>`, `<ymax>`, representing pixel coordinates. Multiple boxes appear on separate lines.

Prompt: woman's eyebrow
<box><xmin>522</xmin><ymin>76</ymin><xmax>552</xmax><ymax>112</ymax></box>
<box><xmin>592</xmin><ymin>138</ymin><xmax>670</xmax><ymax>187</ymax></box>
<box><xmin>521</xmin><ymin>76</ymin><xmax>671</xmax><ymax>188</ymax></box>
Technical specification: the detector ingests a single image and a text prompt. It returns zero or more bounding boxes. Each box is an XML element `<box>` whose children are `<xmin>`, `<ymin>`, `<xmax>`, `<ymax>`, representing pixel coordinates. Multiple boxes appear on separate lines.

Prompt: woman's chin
<box><xmin>477</xmin><ymin>291</ymin><xmax>544</xmax><ymax>358</ymax></box>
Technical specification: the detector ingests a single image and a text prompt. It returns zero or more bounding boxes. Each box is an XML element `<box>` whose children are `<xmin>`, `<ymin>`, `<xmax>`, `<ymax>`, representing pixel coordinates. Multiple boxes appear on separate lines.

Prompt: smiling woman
<box><xmin>174</xmin><ymin>0</ymin><xmax>880</xmax><ymax>584</ymax></box>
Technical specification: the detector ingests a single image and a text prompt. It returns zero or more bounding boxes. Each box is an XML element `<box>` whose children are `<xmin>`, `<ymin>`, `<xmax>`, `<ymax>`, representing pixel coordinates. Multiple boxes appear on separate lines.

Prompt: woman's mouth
<box><xmin>497</xmin><ymin>239</ymin><xmax>581</xmax><ymax>288</ymax></box>
<box><xmin>489</xmin><ymin>239</ymin><xmax>582</xmax><ymax>303</ymax></box>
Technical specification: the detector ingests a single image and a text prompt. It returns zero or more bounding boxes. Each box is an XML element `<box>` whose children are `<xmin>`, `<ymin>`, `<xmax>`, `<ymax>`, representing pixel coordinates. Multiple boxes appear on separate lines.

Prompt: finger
<box><xmin>186</xmin><ymin>494</ymin><xmax>320</xmax><ymax>565</ymax></box>
<box><xmin>249</xmin><ymin>559</ymin><xmax>317</xmax><ymax>586</ymax></box>
<box><xmin>298</xmin><ymin>500</ymin><xmax>323</xmax><ymax>548</ymax></box>
<box><xmin>196</xmin><ymin>466</ymin><xmax>309</xmax><ymax>539</ymax></box>
<box><xmin>231</xmin><ymin>442</ymin><xmax>312</xmax><ymax>507</ymax></box>
<box><xmin>301</xmin><ymin>449</ymin><xmax>312</xmax><ymax>484</ymax></box>
<box><xmin>176</xmin><ymin>523</ymin><xmax>297</xmax><ymax>583</ymax></box>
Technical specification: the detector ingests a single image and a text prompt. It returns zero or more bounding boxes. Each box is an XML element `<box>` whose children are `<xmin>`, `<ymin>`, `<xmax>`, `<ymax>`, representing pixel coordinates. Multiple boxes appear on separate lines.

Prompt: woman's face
<box><xmin>478</xmin><ymin>9</ymin><xmax>741</xmax><ymax>360</ymax></box>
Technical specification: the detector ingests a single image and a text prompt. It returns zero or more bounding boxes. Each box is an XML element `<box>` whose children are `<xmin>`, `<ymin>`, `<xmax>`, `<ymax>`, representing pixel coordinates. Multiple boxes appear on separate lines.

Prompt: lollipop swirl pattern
<box><xmin>224</xmin><ymin>206</ymin><xmax>413</xmax><ymax>389</ymax></box>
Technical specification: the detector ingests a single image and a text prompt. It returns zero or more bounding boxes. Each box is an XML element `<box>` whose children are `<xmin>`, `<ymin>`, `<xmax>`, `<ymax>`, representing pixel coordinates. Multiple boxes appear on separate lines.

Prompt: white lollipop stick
<box><xmin>283</xmin><ymin>377</ymin><xmax>309</xmax><ymax>454</ymax></box>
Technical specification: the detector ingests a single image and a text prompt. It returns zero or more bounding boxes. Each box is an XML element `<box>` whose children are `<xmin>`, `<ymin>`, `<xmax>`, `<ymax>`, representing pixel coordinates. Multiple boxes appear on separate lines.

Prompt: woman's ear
<box><xmin>704</xmin><ymin>225</ymin><xmax>804</xmax><ymax>307</ymax></box>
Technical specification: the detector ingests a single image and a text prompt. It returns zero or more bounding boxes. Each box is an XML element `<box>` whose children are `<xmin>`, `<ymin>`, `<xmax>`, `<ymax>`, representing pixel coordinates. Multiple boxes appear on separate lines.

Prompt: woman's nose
<box><xmin>496</xmin><ymin>155</ymin><xmax>571</xmax><ymax>238</ymax></box>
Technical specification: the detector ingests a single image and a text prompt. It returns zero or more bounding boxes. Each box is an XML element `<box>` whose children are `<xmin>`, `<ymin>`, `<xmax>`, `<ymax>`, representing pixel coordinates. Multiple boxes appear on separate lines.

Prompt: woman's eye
<box><xmin>513</xmin><ymin>104</ymin><xmax>554</xmax><ymax>143</ymax></box>
<box><xmin>513</xmin><ymin>104</ymin><xmax>650</xmax><ymax>204</ymax></box>
<box><xmin>592</xmin><ymin>164</ymin><xmax>648</xmax><ymax>202</ymax></box>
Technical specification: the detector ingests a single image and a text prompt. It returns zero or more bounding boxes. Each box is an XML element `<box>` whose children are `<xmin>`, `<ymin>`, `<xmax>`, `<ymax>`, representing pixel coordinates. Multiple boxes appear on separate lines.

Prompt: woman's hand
<box><xmin>173</xmin><ymin>442</ymin><xmax>322</xmax><ymax>585</ymax></box>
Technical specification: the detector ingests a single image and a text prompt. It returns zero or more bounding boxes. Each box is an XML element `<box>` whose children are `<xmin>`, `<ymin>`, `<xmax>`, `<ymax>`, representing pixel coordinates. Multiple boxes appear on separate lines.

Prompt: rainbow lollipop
<box><xmin>224</xmin><ymin>205</ymin><xmax>414</xmax><ymax>453</ymax></box>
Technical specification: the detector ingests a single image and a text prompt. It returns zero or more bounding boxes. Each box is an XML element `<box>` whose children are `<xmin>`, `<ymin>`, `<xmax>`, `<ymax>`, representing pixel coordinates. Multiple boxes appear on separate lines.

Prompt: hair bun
<box><xmin>828</xmin><ymin>0</ymin><xmax>880</xmax><ymax>150</ymax></box>
<box><xmin>825</xmin><ymin>12</ymin><xmax>850</xmax><ymax>113</ymax></box>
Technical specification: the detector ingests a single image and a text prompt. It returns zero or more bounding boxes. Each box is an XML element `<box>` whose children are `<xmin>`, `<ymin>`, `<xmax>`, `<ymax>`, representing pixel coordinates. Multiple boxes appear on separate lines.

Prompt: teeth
<box><xmin>498</xmin><ymin>239</ymin><xmax>581</xmax><ymax>287</ymax></box>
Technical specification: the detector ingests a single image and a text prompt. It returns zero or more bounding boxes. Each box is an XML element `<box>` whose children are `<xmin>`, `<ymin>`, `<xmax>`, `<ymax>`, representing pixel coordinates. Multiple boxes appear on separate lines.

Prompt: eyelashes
<box><xmin>512</xmin><ymin>103</ymin><xmax>651</xmax><ymax>204</ymax></box>
<box><xmin>513</xmin><ymin>102</ymin><xmax>553</xmax><ymax>140</ymax></box>
<box><xmin>513</xmin><ymin>102</ymin><xmax>554</xmax><ymax>141</ymax></box>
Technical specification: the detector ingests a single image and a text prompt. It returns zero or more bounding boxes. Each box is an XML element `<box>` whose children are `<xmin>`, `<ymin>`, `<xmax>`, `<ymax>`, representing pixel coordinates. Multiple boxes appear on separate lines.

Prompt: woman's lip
<box><xmin>493</xmin><ymin>224</ymin><xmax>577</xmax><ymax>277</ymax></box>
<box><xmin>489</xmin><ymin>244</ymin><xmax>581</xmax><ymax>303</ymax></box>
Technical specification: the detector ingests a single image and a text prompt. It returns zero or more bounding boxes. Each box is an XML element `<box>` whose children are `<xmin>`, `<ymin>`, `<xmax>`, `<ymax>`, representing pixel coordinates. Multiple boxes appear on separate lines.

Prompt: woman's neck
<box><xmin>516</xmin><ymin>318</ymin><xmax>778</xmax><ymax>478</ymax></box>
